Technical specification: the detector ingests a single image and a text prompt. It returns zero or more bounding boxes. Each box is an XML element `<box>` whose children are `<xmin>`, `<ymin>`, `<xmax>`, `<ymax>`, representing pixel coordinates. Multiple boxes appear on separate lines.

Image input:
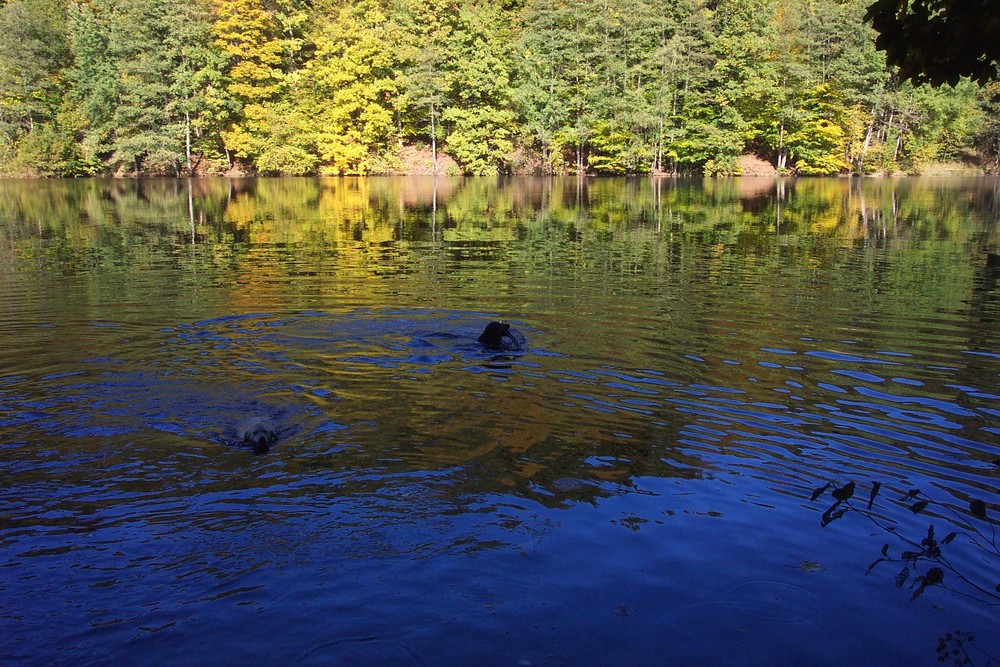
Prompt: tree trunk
<box><xmin>187</xmin><ymin>178</ymin><xmax>195</xmax><ymax>243</ymax></box>
<box><xmin>654</xmin><ymin>116</ymin><xmax>663</xmax><ymax>173</ymax></box>
<box><xmin>777</xmin><ymin>119</ymin><xmax>787</xmax><ymax>170</ymax></box>
<box><xmin>430</xmin><ymin>102</ymin><xmax>438</xmax><ymax>174</ymax></box>
<box><xmin>858</xmin><ymin>101</ymin><xmax>878</xmax><ymax>173</ymax></box>
<box><xmin>185</xmin><ymin>110</ymin><xmax>192</xmax><ymax>175</ymax></box>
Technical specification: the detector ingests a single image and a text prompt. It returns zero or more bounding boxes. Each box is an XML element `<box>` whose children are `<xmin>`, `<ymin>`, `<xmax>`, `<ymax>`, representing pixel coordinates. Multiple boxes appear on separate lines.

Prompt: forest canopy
<box><xmin>0</xmin><ymin>0</ymin><xmax>997</xmax><ymax>177</ymax></box>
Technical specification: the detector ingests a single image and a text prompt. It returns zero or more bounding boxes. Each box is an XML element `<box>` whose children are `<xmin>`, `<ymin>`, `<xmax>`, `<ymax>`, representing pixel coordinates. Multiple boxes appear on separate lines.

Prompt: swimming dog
<box><xmin>238</xmin><ymin>417</ymin><xmax>278</xmax><ymax>454</ymax></box>
<box><xmin>478</xmin><ymin>321</ymin><xmax>521</xmax><ymax>349</ymax></box>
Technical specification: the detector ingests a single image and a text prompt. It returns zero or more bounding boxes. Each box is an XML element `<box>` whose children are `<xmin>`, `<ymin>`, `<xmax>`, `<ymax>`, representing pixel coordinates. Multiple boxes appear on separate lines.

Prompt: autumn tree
<box><xmin>212</xmin><ymin>0</ymin><xmax>313</xmax><ymax>173</ymax></box>
<box><xmin>297</xmin><ymin>0</ymin><xmax>398</xmax><ymax>174</ymax></box>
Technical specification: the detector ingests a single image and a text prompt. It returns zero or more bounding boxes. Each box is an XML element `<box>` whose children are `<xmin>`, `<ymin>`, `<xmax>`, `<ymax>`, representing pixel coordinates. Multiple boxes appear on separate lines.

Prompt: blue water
<box><xmin>1</xmin><ymin>176</ymin><xmax>998</xmax><ymax>665</ymax></box>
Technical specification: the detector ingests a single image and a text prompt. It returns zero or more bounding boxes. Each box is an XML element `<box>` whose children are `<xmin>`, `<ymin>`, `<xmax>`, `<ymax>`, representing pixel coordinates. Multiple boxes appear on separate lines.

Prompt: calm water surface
<box><xmin>1</xmin><ymin>176</ymin><xmax>998</xmax><ymax>666</ymax></box>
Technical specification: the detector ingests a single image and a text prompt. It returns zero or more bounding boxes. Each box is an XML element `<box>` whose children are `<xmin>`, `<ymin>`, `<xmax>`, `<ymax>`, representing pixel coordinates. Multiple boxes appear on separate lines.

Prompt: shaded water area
<box><xmin>1</xmin><ymin>176</ymin><xmax>999</xmax><ymax>665</ymax></box>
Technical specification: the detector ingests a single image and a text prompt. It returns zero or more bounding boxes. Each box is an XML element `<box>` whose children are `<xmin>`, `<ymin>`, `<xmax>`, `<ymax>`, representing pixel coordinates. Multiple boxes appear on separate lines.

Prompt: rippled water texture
<box><xmin>1</xmin><ymin>176</ymin><xmax>999</xmax><ymax>665</ymax></box>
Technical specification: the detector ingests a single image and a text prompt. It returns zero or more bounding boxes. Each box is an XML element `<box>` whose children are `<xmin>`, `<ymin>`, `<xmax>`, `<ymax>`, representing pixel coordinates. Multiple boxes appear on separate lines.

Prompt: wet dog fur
<box><xmin>238</xmin><ymin>417</ymin><xmax>278</xmax><ymax>454</ymax></box>
<box><xmin>477</xmin><ymin>321</ymin><xmax>520</xmax><ymax>349</ymax></box>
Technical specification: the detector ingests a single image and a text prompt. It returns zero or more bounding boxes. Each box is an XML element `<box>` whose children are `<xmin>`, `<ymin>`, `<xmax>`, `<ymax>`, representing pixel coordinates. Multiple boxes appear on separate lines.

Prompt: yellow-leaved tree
<box><xmin>298</xmin><ymin>0</ymin><xmax>398</xmax><ymax>175</ymax></box>
<box><xmin>212</xmin><ymin>0</ymin><xmax>316</xmax><ymax>174</ymax></box>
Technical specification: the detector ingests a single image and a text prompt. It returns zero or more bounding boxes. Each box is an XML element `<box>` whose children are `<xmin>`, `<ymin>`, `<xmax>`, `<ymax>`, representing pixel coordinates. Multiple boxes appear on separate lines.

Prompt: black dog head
<box><xmin>478</xmin><ymin>321</ymin><xmax>512</xmax><ymax>348</ymax></box>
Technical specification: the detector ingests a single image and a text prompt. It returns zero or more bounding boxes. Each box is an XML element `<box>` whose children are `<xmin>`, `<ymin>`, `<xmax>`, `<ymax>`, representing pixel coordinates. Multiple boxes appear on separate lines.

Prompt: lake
<box><xmin>1</xmin><ymin>176</ymin><xmax>998</xmax><ymax>666</ymax></box>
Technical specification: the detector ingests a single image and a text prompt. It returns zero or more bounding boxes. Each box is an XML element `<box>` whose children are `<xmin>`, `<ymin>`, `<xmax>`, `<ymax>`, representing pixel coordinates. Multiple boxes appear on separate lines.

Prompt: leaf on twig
<box><xmin>821</xmin><ymin>505</ymin><xmax>847</xmax><ymax>527</ymax></box>
<box><xmin>811</xmin><ymin>483</ymin><xmax>831</xmax><ymax>501</ymax></box>
<box><xmin>866</xmin><ymin>557</ymin><xmax>886</xmax><ymax>574</ymax></box>
<box><xmin>867</xmin><ymin>481</ymin><xmax>881</xmax><ymax>512</ymax></box>
<box><xmin>941</xmin><ymin>531</ymin><xmax>958</xmax><ymax>544</ymax></box>
<box><xmin>881</xmin><ymin>543</ymin><xmax>889</xmax><ymax>556</ymax></box>
<box><xmin>969</xmin><ymin>499</ymin><xmax>987</xmax><ymax>519</ymax></box>
<box><xmin>909</xmin><ymin>567</ymin><xmax>945</xmax><ymax>601</ymax></box>
<box><xmin>895</xmin><ymin>566</ymin><xmax>909</xmax><ymax>588</ymax></box>
<box><xmin>909</xmin><ymin>500</ymin><xmax>929</xmax><ymax>514</ymax></box>
<box><xmin>832</xmin><ymin>481</ymin><xmax>855</xmax><ymax>501</ymax></box>
<box><xmin>903</xmin><ymin>489</ymin><xmax>921</xmax><ymax>500</ymax></box>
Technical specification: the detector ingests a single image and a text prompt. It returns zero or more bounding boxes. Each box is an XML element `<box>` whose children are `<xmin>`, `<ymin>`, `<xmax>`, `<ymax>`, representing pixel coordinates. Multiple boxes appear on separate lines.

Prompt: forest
<box><xmin>0</xmin><ymin>0</ymin><xmax>998</xmax><ymax>177</ymax></box>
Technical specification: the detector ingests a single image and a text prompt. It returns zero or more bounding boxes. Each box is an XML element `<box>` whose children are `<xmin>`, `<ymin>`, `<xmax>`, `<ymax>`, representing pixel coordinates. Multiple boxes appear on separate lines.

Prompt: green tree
<box><xmin>975</xmin><ymin>82</ymin><xmax>1000</xmax><ymax>169</ymax></box>
<box><xmin>67</xmin><ymin>0</ymin><xmax>224</xmax><ymax>175</ymax></box>
<box><xmin>705</xmin><ymin>0</ymin><xmax>780</xmax><ymax>173</ymax></box>
<box><xmin>649</xmin><ymin>0</ymin><xmax>715</xmax><ymax>174</ymax></box>
<box><xmin>513</xmin><ymin>0</ymin><xmax>580</xmax><ymax>172</ymax></box>
<box><xmin>0</xmin><ymin>0</ymin><xmax>80</xmax><ymax>175</ymax></box>
<box><xmin>395</xmin><ymin>0</ymin><xmax>455</xmax><ymax>173</ymax></box>
<box><xmin>893</xmin><ymin>79</ymin><xmax>983</xmax><ymax>169</ymax></box>
<box><xmin>442</xmin><ymin>1</ymin><xmax>515</xmax><ymax>175</ymax></box>
<box><xmin>0</xmin><ymin>0</ymin><xmax>995</xmax><ymax>177</ymax></box>
<box><xmin>167</xmin><ymin>1</ymin><xmax>230</xmax><ymax>173</ymax></box>
<box><xmin>0</xmin><ymin>0</ymin><xmax>70</xmax><ymax>137</ymax></box>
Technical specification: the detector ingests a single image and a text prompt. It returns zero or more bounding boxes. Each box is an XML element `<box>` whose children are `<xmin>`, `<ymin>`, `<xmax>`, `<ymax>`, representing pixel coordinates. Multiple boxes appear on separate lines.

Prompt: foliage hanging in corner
<box><xmin>865</xmin><ymin>0</ymin><xmax>1000</xmax><ymax>87</ymax></box>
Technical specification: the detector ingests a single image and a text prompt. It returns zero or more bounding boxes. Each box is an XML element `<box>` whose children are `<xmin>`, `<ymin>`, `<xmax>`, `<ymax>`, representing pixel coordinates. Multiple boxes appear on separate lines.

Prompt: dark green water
<box><xmin>1</xmin><ymin>176</ymin><xmax>998</xmax><ymax>665</ymax></box>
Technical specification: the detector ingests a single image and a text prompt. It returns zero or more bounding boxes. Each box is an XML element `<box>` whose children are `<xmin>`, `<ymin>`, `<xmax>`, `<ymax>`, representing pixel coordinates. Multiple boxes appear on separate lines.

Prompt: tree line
<box><xmin>1</xmin><ymin>0</ymin><xmax>997</xmax><ymax>178</ymax></box>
